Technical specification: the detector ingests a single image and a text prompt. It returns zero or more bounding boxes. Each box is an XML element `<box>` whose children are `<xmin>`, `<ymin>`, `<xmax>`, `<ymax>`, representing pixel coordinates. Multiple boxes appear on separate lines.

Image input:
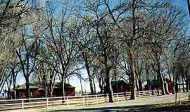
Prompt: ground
<box><xmin>49</xmin><ymin>101</ymin><xmax>190</xmax><ymax>112</ymax></box>
<box><xmin>46</xmin><ymin>93</ymin><xmax>190</xmax><ymax>112</ymax></box>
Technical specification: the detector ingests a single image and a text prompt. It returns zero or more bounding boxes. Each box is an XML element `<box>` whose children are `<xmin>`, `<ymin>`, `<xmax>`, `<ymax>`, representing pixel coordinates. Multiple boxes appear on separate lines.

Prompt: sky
<box><xmin>12</xmin><ymin>0</ymin><xmax>190</xmax><ymax>94</ymax></box>
<box><xmin>174</xmin><ymin>0</ymin><xmax>189</xmax><ymax>17</ymax></box>
<box><xmin>174</xmin><ymin>0</ymin><xmax>190</xmax><ymax>35</ymax></box>
<box><xmin>174</xmin><ymin>0</ymin><xmax>188</xmax><ymax>9</ymax></box>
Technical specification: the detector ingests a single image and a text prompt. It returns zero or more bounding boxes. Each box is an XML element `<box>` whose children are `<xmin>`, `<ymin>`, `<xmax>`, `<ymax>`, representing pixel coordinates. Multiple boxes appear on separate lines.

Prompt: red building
<box><xmin>166</xmin><ymin>79</ymin><xmax>174</xmax><ymax>94</ymax></box>
<box><xmin>145</xmin><ymin>79</ymin><xmax>174</xmax><ymax>94</ymax></box>
<box><xmin>12</xmin><ymin>83</ymin><xmax>75</xmax><ymax>98</ymax></box>
<box><xmin>111</xmin><ymin>80</ymin><xmax>131</xmax><ymax>93</ymax></box>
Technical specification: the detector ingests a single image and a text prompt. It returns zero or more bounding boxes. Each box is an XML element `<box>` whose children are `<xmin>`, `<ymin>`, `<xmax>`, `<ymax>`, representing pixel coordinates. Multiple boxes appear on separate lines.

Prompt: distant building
<box><xmin>144</xmin><ymin>79</ymin><xmax>174</xmax><ymax>94</ymax></box>
<box><xmin>11</xmin><ymin>83</ymin><xmax>75</xmax><ymax>98</ymax></box>
<box><xmin>111</xmin><ymin>80</ymin><xmax>131</xmax><ymax>93</ymax></box>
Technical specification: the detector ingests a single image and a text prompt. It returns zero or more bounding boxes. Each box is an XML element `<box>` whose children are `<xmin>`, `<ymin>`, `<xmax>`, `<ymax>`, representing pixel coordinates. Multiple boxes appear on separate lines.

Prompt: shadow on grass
<box><xmin>48</xmin><ymin>101</ymin><xmax>190</xmax><ymax>112</ymax></box>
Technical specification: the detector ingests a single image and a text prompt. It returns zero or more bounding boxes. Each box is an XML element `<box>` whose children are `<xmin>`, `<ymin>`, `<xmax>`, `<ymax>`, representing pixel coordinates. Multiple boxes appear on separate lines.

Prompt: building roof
<box><xmin>15</xmin><ymin>84</ymin><xmax>39</xmax><ymax>90</ymax></box>
<box><xmin>55</xmin><ymin>82</ymin><xmax>75</xmax><ymax>89</ymax></box>
<box><xmin>111</xmin><ymin>80</ymin><xmax>128</xmax><ymax>86</ymax></box>
<box><xmin>14</xmin><ymin>82</ymin><xmax>75</xmax><ymax>90</ymax></box>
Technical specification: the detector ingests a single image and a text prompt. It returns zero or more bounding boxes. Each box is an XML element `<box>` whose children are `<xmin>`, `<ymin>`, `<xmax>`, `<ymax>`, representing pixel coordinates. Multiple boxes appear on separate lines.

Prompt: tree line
<box><xmin>0</xmin><ymin>0</ymin><xmax>190</xmax><ymax>103</ymax></box>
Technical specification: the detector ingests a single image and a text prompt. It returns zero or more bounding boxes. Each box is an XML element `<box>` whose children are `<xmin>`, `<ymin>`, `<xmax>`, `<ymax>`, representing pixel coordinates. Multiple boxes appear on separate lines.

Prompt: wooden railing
<box><xmin>0</xmin><ymin>90</ymin><xmax>184</xmax><ymax>111</ymax></box>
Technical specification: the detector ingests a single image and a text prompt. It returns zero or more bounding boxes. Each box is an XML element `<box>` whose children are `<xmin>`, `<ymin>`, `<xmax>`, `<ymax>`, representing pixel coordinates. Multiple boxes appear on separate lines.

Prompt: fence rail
<box><xmin>0</xmin><ymin>90</ymin><xmax>181</xmax><ymax>111</ymax></box>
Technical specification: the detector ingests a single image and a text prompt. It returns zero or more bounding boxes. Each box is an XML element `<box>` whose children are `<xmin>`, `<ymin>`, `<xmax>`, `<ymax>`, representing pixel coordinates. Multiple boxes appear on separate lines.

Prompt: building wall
<box><xmin>14</xmin><ymin>87</ymin><xmax>75</xmax><ymax>98</ymax></box>
<box><xmin>53</xmin><ymin>88</ymin><xmax>75</xmax><ymax>96</ymax></box>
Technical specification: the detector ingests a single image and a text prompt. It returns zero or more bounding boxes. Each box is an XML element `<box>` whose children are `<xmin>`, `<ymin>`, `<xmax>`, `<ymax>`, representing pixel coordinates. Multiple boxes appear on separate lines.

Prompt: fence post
<box><xmin>149</xmin><ymin>90</ymin><xmax>151</xmax><ymax>96</ymax></box>
<box><xmin>106</xmin><ymin>94</ymin><xmax>108</xmax><ymax>103</ymax></box>
<box><xmin>66</xmin><ymin>96</ymin><xmax>69</xmax><ymax>105</ymax></box>
<box><xmin>86</xmin><ymin>95</ymin><xmax>88</xmax><ymax>105</ymax></box>
<box><xmin>152</xmin><ymin>90</ymin><xmax>154</xmax><ymax>96</ymax></box>
<box><xmin>136</xmin><ymin>91</ymin><xmax>139</xmax><ymax>97</ymax></box>
<box><xmin>63</xmin><ymin>96</ymin><xmax>65</xmax><ymax>103</ymax></box>
<box><xmin>21</xmin><ymin>100</ymin><xmax>24</xmax><ymax>112</ymax></box>
<box><xmin>83</xmin><ymin>95</ymin><xmax>85</xmax><ymax>106</ymax></box>
<box><xmin>124</xmin><ymin>92</ymin><xmax>127</xmax><ymax>100</ymax></box>
<box><xmin>96</xmin><ymin>95</ymin><xmax>98</xmax><ymax>104</ymax></box>
<box><xmin>116</xmin><ymin>93</ymin><xmax>119</xmax><ymax>102</ymax></box>
<box><xmin>46</xmin><ymin>98</ymin><xmax>49</xmax><ymax>110</ymax></box>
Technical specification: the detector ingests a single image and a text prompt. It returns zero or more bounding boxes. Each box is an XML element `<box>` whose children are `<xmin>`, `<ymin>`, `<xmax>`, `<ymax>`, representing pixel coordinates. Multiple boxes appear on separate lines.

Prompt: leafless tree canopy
<box><xmin>0</xmin><ymin>0</ymin><xmax>189</xmax><ymax>103</ymax></box>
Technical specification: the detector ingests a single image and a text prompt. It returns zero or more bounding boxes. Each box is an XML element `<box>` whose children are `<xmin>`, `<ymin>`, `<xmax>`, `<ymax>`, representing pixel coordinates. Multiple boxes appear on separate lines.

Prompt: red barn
<box><xmin>166</xmin><ymin>79</ymin><xmax>174</xmax><ymax>94</ymax></box>
<box><xmin>111</xmin><ymin>80</ymin><xmax>130</xmax><ymax>93</ymax></box>
<box><xmin>12</xmin><ymin>83</ymin><xmax>75</xmax><ymax>98</ymax></box>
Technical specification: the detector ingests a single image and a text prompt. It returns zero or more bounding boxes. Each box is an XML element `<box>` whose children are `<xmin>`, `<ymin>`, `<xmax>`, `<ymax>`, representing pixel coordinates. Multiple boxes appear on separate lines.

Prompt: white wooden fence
<box><xmin>0</xmin><ymin>90</ymin><xmax>173</xmax><ymax>111</ymax></box>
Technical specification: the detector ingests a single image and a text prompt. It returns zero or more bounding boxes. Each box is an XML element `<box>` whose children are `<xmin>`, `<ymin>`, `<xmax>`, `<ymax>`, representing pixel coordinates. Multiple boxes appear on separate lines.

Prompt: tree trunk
<box><xmin>79</xmin><ymin>76</ymin><xmax>83</xmax><ymax>95</ymax></box>
<box><xmin>128</xmin><ymin>49</ymin><xmax>136</xmax><ymax>100</ymax></box>
<box><xmin>182</xmin><ymin>83</ymin><xmax>185</xmax><ymax>92</ymax></box>
<box><xmin>83</xmin><ymin>52</ymin><xmax>94</xmax><ymax>94</ymax></box>
<box><xmin>130</xmin><ymin>0</ymin><xmax>137</xmax><ymax>100</ymax></box>
<box><xmin>25</xmin><ymin>76</ymin><xmax>30</xmax><ymax>98</ymax></box>
<box><xmin>6</xmin><ymin>79</ymin><xmax>12</xmax><ymax>99</ymax></box>
<box><xmin>7</xmin><ymin>87</ymin><xmax>11</xmax><ymax>99</ymax></box>
<box><xmin>92</xmin><ymin>78</ymin><xmax>96</xmax><ymax>94</ymax></box>
<box><xmin>88</xmin><ymin>77</ymin><xmax>94</xmax><ymax>94</ymax></box>
<box><xmin>168</xmin><ymin>72</ymin><xmax>175</xmax><ymax>94</ymax></box>
<box><xmin>136</xmin><ymin>79</ymin><xmax>139</xmax><ymax>91</ymax></box>
<box><xmin>187</xmin><ymin>0</ymin><xmax>190</xmax><ymax>16</ymax></box>
<box><xmin>61</xmin><ymin>75</ymin><xmax>65</xmax><ymax>96</ymax></box>
<box><xmin>155</xmin><ymin>54</ymin><xmax>166</xmax><ymax>95</ymax></box>
<box><xmin>139</xmin><ymin>80</ymin><xmax>143</xmax><ymax>91</ymax></box>
<box><xmin>145</xmin><ymin>64</ymin><xmax>151</xmax><ymax>90</ymax></box>
<box><xmin>49</xmin><ymin>79</ymin><xmax>54</xmax><ymax>97</ymax></box>
<box><xmin>49</xmin><ymin>77</ymin><xmax>55</xmax><ymax>97</ymax></box>
<box><xmin>130</xmin><ymin>71</ymin><xmax>136</xmax><ymax>99</ymax></box>
<box><xmin>186</xmin><ymin>80</ymin><xmax>189</xmax><ymax>92</ymax></box>
<box><xmin>12</xmin><ymin>68</ymin><xmax>16</xmax><ymax>98</ymax></box>
<box><xmin>44</xmin><ymin>75</ymin><xmax>48</xmax><ymax>97</ymax></box>
<box><xmin>113</xmin><ymin>67</ymin><xmax>117</xmax><ymax>80</ymax></box>
<box><xmin>13</xmin><ymin>82</ymin><xmax>16</xmax><ymax>98</ymax></box>
<box><xmin>157</xmin><ymin>70</ymin><xmax>166</xmax><ymax>95</ymax></box>
<box><xmin>175</xmin><ymin>83</ymin><xmax>178</xmax><ymax>93</ymax></box>
<box><xmin>182</xmin><ymin>75</ymin><xmax>186</xmax><ymax>92</ymax></box>
<box><xmin>50</xmin><ymin>87</ymin><xmax>53</xmax><ymax>97</ymax></box>
<box><xmin>105</xmin><ymin>68</ymin><xmax>113</xmax><ymax>103</ymax></box>
<box><xmin>98</xmin><ymin>78</ymin><xmax>104</xmax><ymax>94</ymax></box>
<box><xmin>182</xmin><ymin>82</ymin><xmax>185</xmax><ymax>92</ymax></box>
<box><xmin>49</xmin><ymin>70</ymin><xmax>55</xmax><ymax>97</ymax></box>
<box><xmin>164</xmin><ymin>80</ymin><xmax>169</xmax><ymax>94</ymax></box>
